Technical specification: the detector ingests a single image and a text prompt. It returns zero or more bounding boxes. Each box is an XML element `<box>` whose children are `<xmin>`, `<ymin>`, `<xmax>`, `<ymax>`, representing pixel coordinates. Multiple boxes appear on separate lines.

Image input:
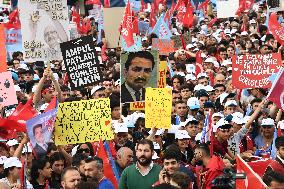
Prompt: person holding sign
<box><xmin>121</xmin><ymin>51</ymin><xmax>155</xmax><ymax>103</ymax></box>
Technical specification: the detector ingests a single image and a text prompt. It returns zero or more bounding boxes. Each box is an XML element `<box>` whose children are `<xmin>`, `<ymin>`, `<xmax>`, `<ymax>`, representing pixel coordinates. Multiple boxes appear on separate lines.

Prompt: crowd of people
<box><xmin>0</xmin><ymin>0</ymin><xmax>284</xmax><ymax>189</ymax></box>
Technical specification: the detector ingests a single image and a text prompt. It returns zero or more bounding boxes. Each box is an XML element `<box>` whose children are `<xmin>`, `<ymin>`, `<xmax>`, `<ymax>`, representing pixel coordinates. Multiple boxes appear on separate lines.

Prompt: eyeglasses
<box><xmin>77</xmin><ymin>148</ymin><xmax>90</xmax><ymax>154</ymax></box>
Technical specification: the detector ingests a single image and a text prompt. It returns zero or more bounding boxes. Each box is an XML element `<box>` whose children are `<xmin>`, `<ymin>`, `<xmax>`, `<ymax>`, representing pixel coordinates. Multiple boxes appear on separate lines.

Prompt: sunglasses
<box><xmin>77</xmin><ymin>148</ymin><xmax>90</xmax><ymax>154</ymax></box>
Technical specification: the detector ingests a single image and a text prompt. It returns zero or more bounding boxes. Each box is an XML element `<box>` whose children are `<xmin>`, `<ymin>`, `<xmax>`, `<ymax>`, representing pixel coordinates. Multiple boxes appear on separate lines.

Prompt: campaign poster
<box><xmin>120</xmin><ymin>50</ymin><xmax>159</xmax><ymax>103</ymax></box>
<box><xmin>18</xmin><ymin>0</ymin><xmax>69</xmax><ymax>61</ymax></box>
<box><xmin>26</xmin><ymin>108</ymin><xmax>57</xmax><ymax>158</ymax></box>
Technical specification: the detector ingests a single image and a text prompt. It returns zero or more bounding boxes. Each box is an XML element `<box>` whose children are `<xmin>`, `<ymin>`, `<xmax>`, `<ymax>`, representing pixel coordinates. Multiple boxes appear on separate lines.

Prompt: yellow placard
<box><xmin>129</xmin><ymin>101</ymin><xmax>145</xmax><ymax>110</ymax></box>
<box><xmin>158</xmin><ymin>61</ymin><xmax>167</xmax><ymax>88</ymax></box>
<box><xmin>54</xmin><ymin>98</ymin><xmax>114</xmax><ymax>145</ymax></box>
<box><xmin>145</xmin><ymin>88</ymin><xmax>172</xmax><ymax>129</ymax></box>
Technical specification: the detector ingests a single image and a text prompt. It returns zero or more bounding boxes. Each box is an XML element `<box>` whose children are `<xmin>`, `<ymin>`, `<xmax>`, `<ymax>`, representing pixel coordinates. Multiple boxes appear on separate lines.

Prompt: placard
<box><xmin>232</xmin><ymin>53</ymin><xmax>283</xmax><ymax>89</ymax></box>
<box><xmin>54</xmin><ymin>99</ymin><xmax>114</xmax><ymax>145</ymax></box>
<box><xmin>5</xmin><ymin>28</ymin><xmax>22</xmax><ymax>61</ymax></box>
<box><xmin>121</xmin><ymin>36</ymin><xmax>142</xmax><ymax>52</ymax></box>
<box><xmin>158</xmin><ymin>61</ymin><xmax>167</xmax><ymax>88</ymax></box>
<box><xmin>145</xmin><ymin>88</ymin><xmax>172</xmax><ymax>129</ymax></box>
<box><xmin>120</xmin><ymin>50</ymin><xmax>159</xmax><ymax>103</ymax></box>
<box><xmin>103</xmin><ymin>7</ymin><xmax>125</xmax><ymax>48</ymax></box>
<box><xmin>60</xmin><ymin>35</ymin><xmax>102</xmax><ymax>90</ymax></box>
<box><xmin>18</xmin><ymin>0</ymin><xmax>69</xmax><ymax>61</ymax></box>
<box><xmin>0</xmin><ymin>72</ymin><xmax>18</xmax><ymax>106</ymax></box>
<box><xmin>26</xmin><ymin>108</ymin><xmax>57</xmax><ymax>158</ymax></box>
<box><xmin>152</xmin><ymin>39</ymin><xmax>175</xmax><ymax>55</ymax></box>
<box><xmin>129</xmin><ymin>101</ymin><xmax>145</xmax><ymax>110</ymax></box>
<box><xmin>216</xmin><ymin>0</ymin><xmax>239</xmax><ymax>18</ymax></box>
<box><xmin>138</xmin><ymin>20</ymin><xmax>149</xmax><ymax>36</ymax></box>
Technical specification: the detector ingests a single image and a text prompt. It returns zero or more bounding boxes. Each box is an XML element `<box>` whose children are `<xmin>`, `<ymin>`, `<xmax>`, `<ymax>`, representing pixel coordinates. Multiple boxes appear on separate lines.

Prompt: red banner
<box><xmin>269</xmin><ymin>13</ymin><xmax>284</xmax><ymax>46</ymax></box>
<box><xmin>267</xmin><ymin>68</ymin><xmax>284</xmax><ymax>110</ymax></box>
<box><xmin>0</xmin><ymin>24</ymin><xmax>7</xmax><ymax>73</ymax></box>
<box><xmin>152</xmin><ymin>39</ymin><xmax>175</xmax><ymax>55</ymax></box>
<box><xmin>236</xmin><ymin>155</ymin><xmax>267</xmax><ymax>189</ymax></box>
<box><xmin>232</xmin><ymin>53</ymin><xmax>282</xmax><ymax>89</ymax></box>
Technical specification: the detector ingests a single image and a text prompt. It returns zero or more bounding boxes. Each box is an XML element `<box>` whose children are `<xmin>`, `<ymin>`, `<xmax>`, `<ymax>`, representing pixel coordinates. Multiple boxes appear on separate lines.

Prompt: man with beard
<box><xmin>84</xmin><ymin>156</ymin><xmax>114</xmax><ymax>189</ymax></box>
<box><xmin>121</xmin><ymin>51</ymin><xmax>155</xmax><ymax>103</ymax></box>
<box><xmin>61</xmin><ymin>167</ymin><xmax>81</xmax><ymax>189</ymax></box>
<box><xmin>193</xmin><ymin>144</ymin><xmax>225</xmax><ymax>189</ymax></box>
<box><xmin>119</xmin><ymin>139</ymin><xmax>161</xmax><ymax>189</ymax></box>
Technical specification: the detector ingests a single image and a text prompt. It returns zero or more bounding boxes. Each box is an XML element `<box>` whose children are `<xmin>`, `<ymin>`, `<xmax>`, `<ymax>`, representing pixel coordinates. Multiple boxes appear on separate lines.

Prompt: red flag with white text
<box><xmin>269</xmin><ymin>13</ymin><xmax>284</xmax><ymax>46</ymax></box>
<box><xmin>121</xmin><ymin>1</ymin><xmax>135</xmax><ymax>47</ymax></box>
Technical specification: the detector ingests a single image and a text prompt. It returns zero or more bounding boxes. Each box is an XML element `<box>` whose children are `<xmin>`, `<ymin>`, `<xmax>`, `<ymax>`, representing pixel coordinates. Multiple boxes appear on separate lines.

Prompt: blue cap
<box><xmin>11</xmin><ymin>72</ymin><xmax>19</xmax><ymax>81</ymax></box>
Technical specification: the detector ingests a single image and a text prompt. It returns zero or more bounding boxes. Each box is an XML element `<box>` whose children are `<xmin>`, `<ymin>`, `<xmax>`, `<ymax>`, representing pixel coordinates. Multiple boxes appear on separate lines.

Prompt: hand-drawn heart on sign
<box><xmin>60</xmin><ymin>35</ymin><xmax>103</xmax><ymax>90</ymax></box>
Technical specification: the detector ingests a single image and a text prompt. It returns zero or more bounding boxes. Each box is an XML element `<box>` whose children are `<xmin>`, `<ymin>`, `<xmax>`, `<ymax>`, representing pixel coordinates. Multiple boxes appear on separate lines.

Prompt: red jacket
<box><xmin>199</xmin><ymin>155</ymin><xmax>225</xmax><ymax>189</ymax></box>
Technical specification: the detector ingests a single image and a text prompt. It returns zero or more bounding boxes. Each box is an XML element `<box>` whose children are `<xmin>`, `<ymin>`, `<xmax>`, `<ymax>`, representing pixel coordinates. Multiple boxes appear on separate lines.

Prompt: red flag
<box><xmin>175</xmin><ymin>0</ymin><xmax>187</xmax><ymax>22</ymax></box>
<box><xmin>183</xmin><ymin>3</ymin><xmax>194</xmax><ymax>28</ymax></box>
<box><xmin>8</xmin><ymin>96</ymin><xmax>37</xmax><ymax>121</ymax></box>
<box><xmin>208</xmin><ymin>17</ymin><xmax>217</xmax><ymax>28</ymax></box>
<box><xmin>97</xmin><ymin>140</ymin><xmax>118</xmax><ymax>188</ymax></box>
<box><xmin>149</xmin><ymin>4</ymin><xmax>157</xmax><ymax>28</ymax></box>
<box><xmin>104</xmin><ymin>0</ymin><xmax>110</xmax><ymax>7</ymax></box>
<box><xmin>4</xmin><ymin>9</ymin><xmax>21</xmax><ymax>29</ymax></box>
<box><xmin>85</xmin><ymin>0</ymin><xmax>101</xmax><ymax>5</ymax></box>
<box><xmin>196</xmin><ymin>51</ymin><xmax>203</xmax><ymax>64</ymax></box>
<box><xmin>133</xmin><ymin>16</ymin><xmax>139</xmax><ymax>34</ymax></box>
<box><xmin>269</xmin><ymin>13</ymin><xmax>284</xmax><ymax>46</ymax></box>
<box><xmin>235</xmin><ymin>0</ymin><xmax>254</xmax><ymax>16</ymax></box>
<box><xmin>267</xmin><ymin>68</ymin><xmax>284</xmax><ymax>110</ymax></box>
<box><xmin>121</xmin><ymin>1</ymin><xmax>134</xmax><ymax>47</ymax></box>
<box><xmin>197</xmin><ymin>0</ymin><xmax>209</xmax><ymax>14</ymax></box>
<box><xmin>0</xmin><ymin>24</ymin><xmax>7</xmax><ymax>73</ymax></box>
<box><xmin>71</xmin><ymin>9</ymin><xmax>91</xmax><ymax>34</ymax></box>
<box><xmin>141</xmin><ymin>0</ymin><xmax>147</xmax><ymax>11</ymax></box>
<box><xmin>241</xmin><ymin>21</ymin><xmax>247</xmax><ymax>32</ymax></box>
<box><xmin>236</xmin><ymin>155</ymin><xmax>268</xmax><ymax>189</ymax></box>
<box><xmin>247</xmin><ymin>159</ymin><xmax>273</xmax><ymax>177</ymax></box>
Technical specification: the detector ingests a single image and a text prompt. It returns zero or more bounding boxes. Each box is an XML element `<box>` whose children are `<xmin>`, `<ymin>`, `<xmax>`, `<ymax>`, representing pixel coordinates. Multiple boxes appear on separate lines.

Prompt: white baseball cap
<box><xmin>149</xmin><ymin>129</ymin><xmax>164</xmax><ymax>136</ymax></box>
<box><xmin>194</xmin><ymin>84</ymin><xmax>206</xmax><ymax>91</ymax></box>
<box><xmin>224</xmin><ymin>100</ymin><xmax>238</xmax><ymax>107</ymax></box>
<box><xmin>91</xmin><ymin>85</ymin><xmax>105</xmax><ymax>95</ymax></box>
<box><xmin>216</xmin><ymin>118</ymin><xmax>231</xmax><ymax>129</ymax></box>
<box><xmin>218</xmin><ymin>93</ymin><xmax>229</xmax><ymax>104</ymax></box>
<box><xmin>6</xmin><ymin>139</ymin><xmax>19</xmax><ymax>147</ymax></box>
<box><xmin>197</xmin><ymin>72</ymin><xmax>208</xmax><ymax>79</ymax></box>
<box><xmin>113</xmin><ymin>123</ymin><xmax>128</xmax><ymax>133</ymax></box>
<box><xmin>187</xmin><ymin>97</ymin><xmax>200</xmax><ymax>110</ymax></box>
<box><xmin>278</xmin><ymin>121</ymin><xmax>284</xmax><ymax>129</ymax></box>
<box><xmin>261</xmin><ymin>118</ymin><xmax>275</xmax><ymax>126</ymax></box>
<box><xmin>4</xmin><ymin>157</ymin><xmax>22</xmax><ymax>169</ymax></box>
<box><xmin>175</xmin><ymin>130</ymin><xmax>191</xmax><ymax>140</ymax></box>
<box><xmin>221</xmin><ymin>60</ymin><xmax>232</xmax><ymax>67</ymax></box>
<box><xmin>185</xmin><ymin>74</ymin><xmax>196</xmax><ymax>81</ymax></box>
<box><xmin>0</xmin><ymin>156</ymin><xmax>7</xmax><ymax>165</ymax></box>
<box><xmin>153</xmin><ymin>142</ymin><xmax>161</xmax><ymax>150</ymax></box>
<box><xmin>14</xmin><ymin>85</ymin><xmax>21</xmax><ymax>92</ymax></box>
<box><xmin>212</xmin><ymin>112</ymin><xmax>224</xmax><ymax>118</ymax></box>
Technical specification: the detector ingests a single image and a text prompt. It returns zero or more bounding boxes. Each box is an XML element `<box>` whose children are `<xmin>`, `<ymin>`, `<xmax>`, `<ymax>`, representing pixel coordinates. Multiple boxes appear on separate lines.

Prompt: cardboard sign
<box><xmin>171</xmin><ymin>35</ymin><xmax>182</xmax><ymax>49</ymax></box>
<box><xmin>60</xmin><ymin>35</ymin><xmax>102</xmax><ymax>90</ymax></box>
<box><xmin>217</xmin><ymin>0</ymin><xmax>239</xmax><ymax>18</ymax></box>
<box><xmin>18</xmin><ymin>0</ymin><xmax>69</xmax><ymax>61</ymax></box>
<box><xmin>232</xmin><ymin>53</ymin><xmax>283</xmax><ymax>89</ymax></box>
<box><xmin>103</xmin><ymin>7</ymin><xmax>125</xmax><ymax>48</ymax></box>
<box><xmin>145</xmin><ymin>88</ymin><xmax>172</xmax><ymax>129</ymax></box>
<box><xmin>0</xmin><ymin>24</ymin><xmax>7</xmax><ymax>72</ymax></box>
<box><xmin>0</xmin><ymin>72</ymin><xmax>18</xmax><ymax>106</ymax></box>
<box><xmin>129</xmin><ymin>101</ymin><xmax>145</xmax><ymax>110</ymax></box>
<box><xmin>5</xmin><ymin>28</ymin><xmax>22</xmax><ymax>61</ymax></box>
<box><xmin>26</xmin><ymin>108</ymin><xmax>57</xmax><ymax>158</ymax></box>
<box><xmin>152</xmin><ymin>39</ymin><xmax>175</xmax><ymax>55</ymax></box>
<box><xmin>54</xmin><ymin>99</ymin><xmax>114</xmax><ymax>145</ymax></box>
<box><xmin>158</xmin><ymin>61</ymin><xmax>167</xmax><ymax>88</ymax></box>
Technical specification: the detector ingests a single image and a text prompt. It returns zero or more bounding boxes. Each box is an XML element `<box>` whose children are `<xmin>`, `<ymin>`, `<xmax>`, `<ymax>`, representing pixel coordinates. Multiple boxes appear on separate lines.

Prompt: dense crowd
<box><xmin>0</xmin><ymin>0</ymin><xmax>284</xmax><ymax>189</ymax></box>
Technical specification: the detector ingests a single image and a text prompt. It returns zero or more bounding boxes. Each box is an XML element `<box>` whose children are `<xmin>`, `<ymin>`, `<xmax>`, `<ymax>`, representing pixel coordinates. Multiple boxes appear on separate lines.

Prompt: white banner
<box><xmin>217</xmin><ymin>0</ymin><xmax>239</xmax><ymax>18</ymax></box>
<box><xmin>18</xmin><ymin>0</ymin><xmax>69</xmax><ymax>61</ymax></box>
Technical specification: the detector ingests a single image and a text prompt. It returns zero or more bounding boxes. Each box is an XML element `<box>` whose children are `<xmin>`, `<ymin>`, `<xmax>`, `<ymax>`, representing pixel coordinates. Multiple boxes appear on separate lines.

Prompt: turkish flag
<box><xmin>236</xmin><ymin>155</ymin><xmax>268</xmax><ymax>189</ymax></box>
<box><xmin>4</xmin><ymin>8</ymin><xmax>21</xmax><ymax>29</ymax></box>
<box><xmin>247</xmin><ymin>159</ymin><xmax>273</xmax><ymax>178</ymax></box>
<box><xmin>236</xmin><ymin>0</ymin><xmax>254</xmax><ymax>16</ymax></box>
<box><xmin>267</xmin><ymin>68</ymin><xmax>284</xmax><ymax>110</ymax></box>
<box><xmin>269</xmin><ymin>13</ymin><xmax>284</xmax><ymax>46</ymax></box>
<box><xmin>121</xmin><ymin>1</ymin><xmax>134</xmax><ymax>47</ymax></box>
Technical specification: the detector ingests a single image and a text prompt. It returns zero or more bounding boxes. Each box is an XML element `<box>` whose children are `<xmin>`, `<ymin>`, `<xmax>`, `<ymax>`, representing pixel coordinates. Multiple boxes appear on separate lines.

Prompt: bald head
<box><xmin>215</xmin><ymin>74</ymin><xmax>225</xmax><ymax>85</ymax></box>
<box><xmin>117</xmin><ymin>147</ymin><xmax>133</xmax><ymax>168</ymax></box>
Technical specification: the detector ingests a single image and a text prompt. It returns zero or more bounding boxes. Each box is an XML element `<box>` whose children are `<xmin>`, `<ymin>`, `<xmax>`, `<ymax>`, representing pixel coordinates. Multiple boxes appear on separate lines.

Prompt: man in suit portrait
<box><xmin>121</xmin><ymin>51</ymin><xmax>155</xmax><ymax>103</ymax></box>
<box><xmin>32</xmin><ymin>124</ymin><xmax>47</xmax><ymax>158</ymax></box>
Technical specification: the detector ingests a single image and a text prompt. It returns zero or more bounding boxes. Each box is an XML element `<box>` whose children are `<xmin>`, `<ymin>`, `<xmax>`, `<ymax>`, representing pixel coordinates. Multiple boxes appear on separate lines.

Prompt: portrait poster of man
<box><xmin>120</xmin><ymin>50</ymin><xmax>158</xmax><ymax>103</ymax></box>
<box><xmin>18</xmin><ymin>0</ymin><xmax>69</xmax><ymax>61</ymax></box>
<box><xmin>26</xmin><ymin>109</ymin><xmax>57</xmax><ymax>158</ymax></box>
